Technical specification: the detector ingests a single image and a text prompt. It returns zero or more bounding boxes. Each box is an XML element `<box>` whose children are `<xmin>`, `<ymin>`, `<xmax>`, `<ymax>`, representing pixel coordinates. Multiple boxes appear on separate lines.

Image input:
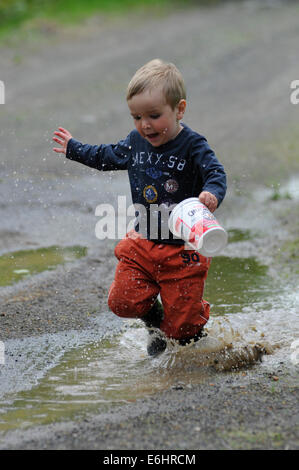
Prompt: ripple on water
<box><xmin>0</xmin><ymin>254</ymin><xmax>297</xmax><ymax>433</ymax></box>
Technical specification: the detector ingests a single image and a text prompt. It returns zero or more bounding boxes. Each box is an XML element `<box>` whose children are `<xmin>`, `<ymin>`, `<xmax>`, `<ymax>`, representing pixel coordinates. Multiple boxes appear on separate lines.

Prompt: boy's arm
<box><xmin>53</xmin><ymin>127</ymin><xmax>131</xmax><ymax>171</ymax></box>
<box><xmin>192</xmin><ymin>136</ymin><xmax>227</xmax><ymax>212</ymax></box>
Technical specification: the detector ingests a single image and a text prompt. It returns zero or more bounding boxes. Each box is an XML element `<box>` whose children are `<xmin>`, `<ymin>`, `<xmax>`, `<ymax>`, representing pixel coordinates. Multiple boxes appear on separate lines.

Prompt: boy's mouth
<box><xmin>146</xmin><ymin>132</ymin><xmax>159</xmax><ymax>140</ymax></box>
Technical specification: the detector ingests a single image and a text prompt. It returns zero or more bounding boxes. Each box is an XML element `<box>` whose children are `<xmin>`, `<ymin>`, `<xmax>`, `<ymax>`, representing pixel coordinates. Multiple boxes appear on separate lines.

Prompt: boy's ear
<box><xmin>176</xmin><ymin>99</ymin><xmax>186</xmax><ymax>120</ymax></box>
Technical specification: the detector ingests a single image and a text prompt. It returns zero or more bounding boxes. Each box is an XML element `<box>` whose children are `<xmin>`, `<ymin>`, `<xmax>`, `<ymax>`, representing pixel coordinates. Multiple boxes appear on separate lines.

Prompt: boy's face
<box><xmin>127</xmin><ymin>87</ymin><xmax>186</xmax><ymax>147</ymax></box>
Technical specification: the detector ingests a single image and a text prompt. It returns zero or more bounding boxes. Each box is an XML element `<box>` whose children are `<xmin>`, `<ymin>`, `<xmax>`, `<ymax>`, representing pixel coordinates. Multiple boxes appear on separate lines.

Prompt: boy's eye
<box><xmin>132</xmin><ymin>115</ymin><xmax>160</xmax><ymax>121</ymax></box>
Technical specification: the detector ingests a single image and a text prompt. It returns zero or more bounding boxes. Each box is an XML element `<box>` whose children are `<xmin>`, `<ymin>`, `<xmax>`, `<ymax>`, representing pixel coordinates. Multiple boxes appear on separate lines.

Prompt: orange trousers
<box><xmin>108</xmin><ymin>231</ymin><xmax>211</xmax><ymax>341</ymax></box>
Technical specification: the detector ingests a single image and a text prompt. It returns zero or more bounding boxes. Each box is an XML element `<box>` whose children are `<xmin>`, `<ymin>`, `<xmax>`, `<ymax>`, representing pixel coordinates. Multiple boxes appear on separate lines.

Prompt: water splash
<box><xmin>0</xmin><ymin>255</ymin><xmax>297</xmax><ymax>433</ymax></box>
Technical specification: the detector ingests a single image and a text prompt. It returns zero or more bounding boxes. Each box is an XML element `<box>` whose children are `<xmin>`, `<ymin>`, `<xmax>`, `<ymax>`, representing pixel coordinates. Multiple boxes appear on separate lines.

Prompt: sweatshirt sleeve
<box><xmin>66</xmin><ymin>134</ymin><xmax>132</xmax><ymax>171</ymax></box>
<box><xmin>191</xmin><ymin>135</ymin><xmax>227</xmax><ymax>206</ymax></box>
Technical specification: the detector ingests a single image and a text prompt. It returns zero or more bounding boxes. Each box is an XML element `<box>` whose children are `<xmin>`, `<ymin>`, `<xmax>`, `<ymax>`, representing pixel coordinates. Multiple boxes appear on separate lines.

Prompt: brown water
<box><xmin>0</xmin><ymin>245</ymin><xmax>87</xmax><ymax>286</ymax></box>
<box><xmin>2</xmin><ymin>251</ymin><xmax>297</xmax><ymax>433</ymax></box>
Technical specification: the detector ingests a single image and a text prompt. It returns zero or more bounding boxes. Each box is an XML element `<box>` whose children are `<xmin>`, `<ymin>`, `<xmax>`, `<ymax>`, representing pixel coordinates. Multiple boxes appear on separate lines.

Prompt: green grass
<box><xmin>0</xmin><ymin>0</ymin><xmax>226</xmax><ymax>41</ymax></box>
<box><xmin>0</xmin><ymin>0</ymin><xmax>180</xmax><ymax>29</ymax></box>
<box><xmin>0</xmin><ymin>0</ymin><xmax>165</xmax><ymax>41</ymax></box>
<box><xmin>268</xmin><ymin>181</ymin><xmax>292</xmax><ymax>201</ymax></box>
<box><xmin>217</xmin><ymin>429</ymin><xmax>286</xmax><ymax>449</ymax></box>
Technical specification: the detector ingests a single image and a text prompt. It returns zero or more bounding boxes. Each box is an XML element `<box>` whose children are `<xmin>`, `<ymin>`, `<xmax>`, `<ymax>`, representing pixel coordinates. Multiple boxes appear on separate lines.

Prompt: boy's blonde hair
<box><xmin>126</xmin><ymin>59</ymin><xmax>186</xmax><ymax>109</ymax></box>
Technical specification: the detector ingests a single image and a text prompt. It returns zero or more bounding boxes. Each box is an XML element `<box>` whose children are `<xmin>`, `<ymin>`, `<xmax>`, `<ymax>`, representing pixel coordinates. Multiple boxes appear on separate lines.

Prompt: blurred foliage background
<box><xmin>0</xmin><ymin>0</ymin><xmax>225</xmax><ymax>30</ymax></box>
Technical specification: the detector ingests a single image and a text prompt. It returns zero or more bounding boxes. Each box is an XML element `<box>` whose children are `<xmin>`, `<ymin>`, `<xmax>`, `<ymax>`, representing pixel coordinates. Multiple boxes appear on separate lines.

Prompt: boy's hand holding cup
<box><xmin>199</xmin><ymin>191</ymin><xmax>218</xmax><ymax>213</ymax></box>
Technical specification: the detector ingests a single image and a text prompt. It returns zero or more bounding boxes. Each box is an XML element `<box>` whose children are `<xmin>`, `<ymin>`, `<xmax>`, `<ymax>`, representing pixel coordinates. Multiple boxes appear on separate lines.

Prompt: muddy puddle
<box><xmin>0</xmin><ymin>250</ymin><xmax>298</xmax><ymax>433</ymax></box>
<box><xmin>0</xmin><ymin>246</ymin><xmax>87</xmax><ymax>286</ymax></box>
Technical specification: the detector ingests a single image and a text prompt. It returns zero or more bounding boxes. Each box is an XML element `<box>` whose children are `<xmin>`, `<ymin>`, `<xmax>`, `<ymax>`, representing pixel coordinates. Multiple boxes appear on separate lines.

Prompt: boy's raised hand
<box><xmin>52</xmin><ymin>127</ymin><xmax>72</xmax><ymax>155</ymax></box>
<box><xmin>199</xmin><ymin>191</ymin><xmax>218</xmax><ymax>213</ymax></box>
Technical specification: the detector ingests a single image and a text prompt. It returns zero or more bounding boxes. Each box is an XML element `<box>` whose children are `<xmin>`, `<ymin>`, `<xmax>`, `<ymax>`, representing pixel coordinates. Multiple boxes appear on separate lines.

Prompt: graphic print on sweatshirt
<box><xmin>129</xmin><ymin>148</ymin><xmax>189</xmax><ymax>207</ymax></box>
<box><xmin>66</xmin><ymin>123</ymin><xmax>227</xmax><ymax>242</ymax></box>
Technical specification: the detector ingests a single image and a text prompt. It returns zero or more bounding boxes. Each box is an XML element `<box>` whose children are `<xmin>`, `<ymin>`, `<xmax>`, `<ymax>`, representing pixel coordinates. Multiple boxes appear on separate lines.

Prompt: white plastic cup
<box><xmin>168</xmin><ymin>197</ymin><xmax>227</xmax><ymax>257</ymax></box>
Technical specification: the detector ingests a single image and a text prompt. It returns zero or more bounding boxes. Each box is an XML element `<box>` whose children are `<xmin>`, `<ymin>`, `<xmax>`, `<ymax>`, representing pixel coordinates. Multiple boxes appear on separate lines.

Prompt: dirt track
<box><xmin>0</xmin><ymin>0</ymin><xmax>298</xmax><ymax>450</ymax></box>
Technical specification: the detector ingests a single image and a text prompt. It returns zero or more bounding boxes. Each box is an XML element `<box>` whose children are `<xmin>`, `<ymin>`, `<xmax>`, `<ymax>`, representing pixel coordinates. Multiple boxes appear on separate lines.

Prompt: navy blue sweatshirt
<box><xmin>66</xmin><ymin>123</ymin><xmax>227</xmax><ymax>244</ymax></box>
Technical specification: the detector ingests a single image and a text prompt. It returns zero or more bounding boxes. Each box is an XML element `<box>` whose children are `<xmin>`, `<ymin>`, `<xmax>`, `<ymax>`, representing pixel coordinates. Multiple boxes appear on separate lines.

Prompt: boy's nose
<box><xmin>142</xmin><ymin>119</ymin><xmax>151</xmax><ymax>130</ymax></box>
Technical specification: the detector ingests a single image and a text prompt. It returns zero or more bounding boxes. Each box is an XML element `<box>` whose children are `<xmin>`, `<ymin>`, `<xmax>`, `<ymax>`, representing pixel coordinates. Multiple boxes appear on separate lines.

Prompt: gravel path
<box><xmin>0</xmin><ymin>0</ymin><xmax>298</xmax><ymax>450</ymax></box>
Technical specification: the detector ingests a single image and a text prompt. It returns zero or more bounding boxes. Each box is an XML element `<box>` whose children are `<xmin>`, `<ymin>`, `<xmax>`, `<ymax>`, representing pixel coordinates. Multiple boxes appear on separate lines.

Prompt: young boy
<box><xmin>53</xmin><ymin>59</ymin><xmax>227</xmax><ymax>356</ymax></box>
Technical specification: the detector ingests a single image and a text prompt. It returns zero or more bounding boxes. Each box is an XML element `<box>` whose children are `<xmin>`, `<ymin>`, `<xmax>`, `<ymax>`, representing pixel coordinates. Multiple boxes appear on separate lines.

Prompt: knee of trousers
<box><xmin>108</xmin><ymin>291</ymin><xmax>135</xmax><ymax>318</ymax></box>
<box><xmin>108</xmin><ymin>284</ymin><xmax>147</xmax><ymax>319</ymax></box>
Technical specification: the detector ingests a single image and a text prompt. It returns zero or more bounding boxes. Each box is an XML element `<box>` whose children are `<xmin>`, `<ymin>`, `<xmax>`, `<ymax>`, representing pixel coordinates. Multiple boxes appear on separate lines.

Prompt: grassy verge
<box><xmin>0</xmin><ymin>0</ymin><xmax>225</xmax><ymax>42</ymax></box>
